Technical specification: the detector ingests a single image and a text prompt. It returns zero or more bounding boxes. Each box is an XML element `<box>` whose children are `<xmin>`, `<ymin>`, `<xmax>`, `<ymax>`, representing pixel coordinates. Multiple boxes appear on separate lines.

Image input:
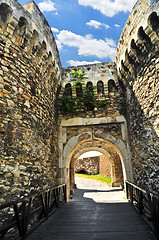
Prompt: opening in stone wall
<box><xmin>75</xmin><ymin>151</ymin><xmax>112</xmax><ymax>189</ymax></box>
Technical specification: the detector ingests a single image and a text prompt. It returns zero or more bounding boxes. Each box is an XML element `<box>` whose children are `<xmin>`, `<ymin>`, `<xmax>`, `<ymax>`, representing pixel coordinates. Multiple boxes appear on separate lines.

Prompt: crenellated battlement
<box><xmin>116</xmin><ymin>0</ymin><xmax>159</xmax><ymax>192</ymax></box>
<box><xmin>0</xmin><ymin>0</ymin><xmax>62</xmax><ymax>82</ymax></box>
<box><xmin>116</xmin><ymin>0</ymin><xmax>159</xmax><ymax>81</ymax></box>
<box><xmin>0</xmin><ymin>0</ymin><xmax>62</xmax><ymax>204</ymax></box>
<box><xmin>59</xmin><ymin>62</ymin><xmax>125</xmax><ymax>119</ymax></box>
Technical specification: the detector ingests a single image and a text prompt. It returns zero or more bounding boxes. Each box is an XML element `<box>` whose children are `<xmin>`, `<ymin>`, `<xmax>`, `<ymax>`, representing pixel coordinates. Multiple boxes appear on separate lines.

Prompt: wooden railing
<box><xmin>126</xmin><ymin>181</ymin><xmax>159</xmax><ymax>238</ymax></box>
<box><xmin>0</xmin><ymin>184</ymin><xmax>67</xmax><ymax>239</ymax></box>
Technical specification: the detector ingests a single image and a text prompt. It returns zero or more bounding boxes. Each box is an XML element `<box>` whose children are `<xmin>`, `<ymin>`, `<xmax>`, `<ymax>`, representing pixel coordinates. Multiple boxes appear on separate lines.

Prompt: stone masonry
<box><xmin>99</xmin><ymin>155</ymin><xmax>111</xmax><ymax>178</ymax></box>
<box><xmin>75</xmin><ymin>156</ymin><xmax>100</xmax><ymax>175</ymax></box>
<box><xmin>0</xmin><ymin>0</ymin><xmax>158</xmax><ymax>206</ymax></box>
<box><xmin>0</xmin><ymin>0</ymin><xmax>62</xmax><ymax>203</ymax></box>
<box><xmin>116</xmin><ymin>0</ymin><xmax>159</xmax><ymax>193</ymax></box>
<box><xmin>0</xmin><ymin>0</ymin><xmax>158</xmax><ymax>238</ymax></box>
<box><xmin>75</xmin><ymin>155</ymin><xmax>111</xmax><ymax>177</ymax></box>
<box><xmin>58</xmin><ymin>62</ymin><xmax>131</xmax><ymax>191</ymax></box>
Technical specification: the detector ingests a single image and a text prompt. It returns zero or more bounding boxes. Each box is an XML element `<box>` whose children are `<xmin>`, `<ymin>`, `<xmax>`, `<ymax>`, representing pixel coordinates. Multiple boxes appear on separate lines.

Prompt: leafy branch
<box><xmin>58</xmin><ymin>69</ymin><xmax>108</xmax><ymax>114</ymax></box>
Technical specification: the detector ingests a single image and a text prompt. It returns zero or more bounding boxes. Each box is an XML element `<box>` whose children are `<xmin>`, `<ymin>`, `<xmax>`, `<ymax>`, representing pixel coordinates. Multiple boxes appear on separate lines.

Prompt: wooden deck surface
<box><xmin>26</xmin><ymin>188</ymin><xmax>157</xmax><ymax>240</ymax></box>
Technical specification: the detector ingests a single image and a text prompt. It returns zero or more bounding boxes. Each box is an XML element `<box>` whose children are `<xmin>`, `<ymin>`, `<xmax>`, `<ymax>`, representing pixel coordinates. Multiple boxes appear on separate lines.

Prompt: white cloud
<box><xmin>51</xmin><ymin>27</ymin><xmax>59</xmax><ymax>33</ymax></box>
<box><xmin>86</xmin><ymin>20</ymin><xmax>110</xmax><ymax>30</ymax></box>
<box><xmin>56</xmin><ymin>30</ymin><xmax>116</xmax><ymax>60</ymax></box>
<box><xmin>78</xmin><ymin>0</ymin><xmax>137</xmax><ymax>17</ymax></box>
<box><xmin>38</xmin><ymin>0</ymin><xmax>56</xmax><ymax>12</ymax></box>
<box><xmin>105</xmin><ymin>38</ymin><xmax>116</xmax><ymax>47</ymax></box>
<box><xmin>103</xmin><ymin>24</ymin><xmax>110</xmax><ymax>30</ymax></box>
<box><xmin>86</xmin><ymin>20</ymin><xmax>102</xmax><ymax>29</ymax></box>
<box><xmin>115</xmin><ymin>24</ymin><xmax>120</xmax><ymax>28</ymax></box>
<box><xmin>67</xmin><ymin>60</ymin><xmax>101</xmax><ymax>67</ymax></box>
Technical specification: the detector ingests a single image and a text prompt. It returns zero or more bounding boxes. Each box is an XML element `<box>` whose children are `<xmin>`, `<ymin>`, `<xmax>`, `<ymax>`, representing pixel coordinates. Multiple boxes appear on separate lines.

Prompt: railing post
<box><xmin>64</xmin><ymin>185</ymin><xmax>67</xmax><ymax>202</ymax></box>
<box><xmin>126</xmin><ymin>181</ymin><xmax>129</xmax><ymax>200</ymax></box>
<box><xmin>0</xmin><ymin>184</ymin><xmax>67</xmax><ymax>240</ymax></box>
<box><xmin>13</xmin><ymin>203</ymin><xmax>23</xmax><ymax>237</ymax></box>
<box><xmin>138</xmin><ymin>190</ymin><xmax>143</xmax><ymax>215</ymax></box>
<box><xmin>130</xmin><ymin>185</ymin><xmax>133</xmax><ymax>204</ymax></box>
<box><xmin>152</xmin><ymin>195</ymin><xmax>159</xmax><ymax>235</ymax></box>
<box><xmin>156</xmin><ymin>197</ymin><xmax>159</xmax><ymax>235</ymax></box>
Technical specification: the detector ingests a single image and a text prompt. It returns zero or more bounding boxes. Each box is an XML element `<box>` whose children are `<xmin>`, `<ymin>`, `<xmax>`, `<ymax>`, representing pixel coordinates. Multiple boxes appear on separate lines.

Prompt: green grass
<box><xmin>75</xmin><ymin>173</ymin><xmax>112</xmax><ymax>185</ymax></box>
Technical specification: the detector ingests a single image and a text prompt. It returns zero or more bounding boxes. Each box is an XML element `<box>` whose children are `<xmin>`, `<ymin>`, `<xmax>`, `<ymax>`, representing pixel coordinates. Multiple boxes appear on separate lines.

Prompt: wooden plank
<box><xmin>26</xmin><ymin>188</ymin><xmax>157</xmax><ymax>240</ymax></box>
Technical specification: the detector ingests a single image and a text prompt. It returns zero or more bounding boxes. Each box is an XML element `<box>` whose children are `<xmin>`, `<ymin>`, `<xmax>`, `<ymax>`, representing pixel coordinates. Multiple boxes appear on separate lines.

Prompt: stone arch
<box><xmin>71</xmin><ymin>147</ymin><xmax>112</xmax><ymax>186</ymax></box>
<box><xmin>63</xmin><ymin>132</ymin><xmax>133</xmax><ymax>198</ymax></box>
<box><xmin>148</xmin><ymin>12</ymin><xmax>159</xmax><ymax>36</ymax></box>
<box><xmin>86</xmin><ymin>81</ymin><xmax>93</xmax><ymax>89</ymax></box>
<box><xmin>121</xmin><ymin>60</ymin><xmax>129</xmax><ymax>75</ymax></box>
<box><xmin>76</xmin><ymin>82</ymin><xmax>83</xmax><ymax>97</ymax></box>
<box><xmin>0</xmin><ymin>3</ymin><xmax>12</xmax><ymax>24</ymax></box>
<box><xmin>18</xmin><ymin>16</ymin><xmax>28</xmax><ymax>30</ymax></box>
<box><xmin>130</xmin><ymin>39</ymin><xmax>143</xmax><ymax>61</ymax></box>
<box><xmin>42</xmin><ymin>52</ymin><xmax>54</xmax><ymax>79</ymax></box>
<box><xmin>14</xmin><ymin>16</ymin><xmax>28</xmax><ymax>37</ymax></box>
<box><xmin>64</xmin><ymin>83</ymin><xmax>72</xmax><ymax>96</ymax></box>
<box><xmin>108</xmin><ymin>79</ymin><xmax>118</xmax><ymax>96</ymax></box>
<box><xmin>97</xmin><ymin>80</ymin><xmax>104</xmax><ymax>96</ymax></box>
<box><xmin>137</xmin><ymin>26</ymin><xmax>153</xmax><ymax>51</ymax></box>
<box><xmin>12</xmin><ymin>16</ymin><xmax>29</xmax><ymax>50</ymax></box>
<box><xmin>30</xmin><ymin>30</ymin><xmax>39</xmax><ymax>55</ymax></box>
<box><xmin>85</xmin><ymin>81</ymin><xmax>94</xmax><ymax>111</ymax></box>
<box><xmin>36</xmin><ymin>40</ymin><xmax>47</xmax><ymax>59</ymax></box>
<box><xmin>124</xmin><ymin>49</ymin><xmax>136</xmax><ymax>73</ymax></box>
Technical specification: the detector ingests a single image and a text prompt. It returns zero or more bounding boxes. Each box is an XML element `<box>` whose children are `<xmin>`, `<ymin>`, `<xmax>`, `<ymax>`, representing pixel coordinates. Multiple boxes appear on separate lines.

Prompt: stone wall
<box><xmin>60</xmin><ymin>62</ymin><xmax>126</xmax><ymax>119</ymax></box>
<box><xmin>0</xmin><ymin>0</ymin><xmax>158</xmax><ymax>208</ymax></box>
<box><xmin>116</xmin><ymin>0</ymin><xmax>159</xmax><ymax>193</ymax></box>
<box><xmin>75</xmin><ymin>156</ymin><xmax>100</xmax><ymax>175</ymax></box>
<box><xmin>58</xmin><ymin>62</ymin><xmax>129</xmax><ymax>191</ymax></box>
<box><xmin>75</xmin><ymin>155</ymin><xmax>112</xmax><ymax>177</ymax></box>
<box><xmin>0</xmin><ymin>0</ymin><xmax>62</xmax><ymax>203</ymax></box>
<box><xmin>99</xmin><ymin>155</ymin><xmax>111</xmax><ymax>178</ymax></box>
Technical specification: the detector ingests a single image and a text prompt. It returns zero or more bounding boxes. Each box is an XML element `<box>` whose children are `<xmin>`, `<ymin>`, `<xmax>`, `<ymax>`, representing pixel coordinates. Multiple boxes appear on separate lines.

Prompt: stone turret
<box><xmin>116</xmin><ymin>0</ymin><xmax>159</xmax><ymax>192</ymax></box>
<box><xmin>0</xmin><ymin>0</ymin><xmax>62</xmax><ymax>203</ymax></box>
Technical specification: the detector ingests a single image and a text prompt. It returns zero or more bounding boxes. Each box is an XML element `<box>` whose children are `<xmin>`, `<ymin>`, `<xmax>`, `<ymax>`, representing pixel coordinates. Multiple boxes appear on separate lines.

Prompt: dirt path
<box><xmin>75</xmin><ymin>176</ymin><xmax>127</xmax><ymax>203</ymax></box>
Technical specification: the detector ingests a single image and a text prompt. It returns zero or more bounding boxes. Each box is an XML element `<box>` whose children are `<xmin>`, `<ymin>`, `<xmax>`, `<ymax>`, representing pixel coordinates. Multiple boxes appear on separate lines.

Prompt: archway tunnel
<box><xmin>63</xmin><ymin>137</ymin><xmax>132</xmax><ymax>199</ymax></box>
<box><xmin>70</xmin><ymin>144</ymin><xmax>124</xmax><ymax>190</ymax></box>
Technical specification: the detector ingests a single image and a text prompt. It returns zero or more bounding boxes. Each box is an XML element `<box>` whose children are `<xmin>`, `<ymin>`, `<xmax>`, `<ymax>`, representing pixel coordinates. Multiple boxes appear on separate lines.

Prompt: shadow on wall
<box><xmin>120</xmin><ymin>61</ymin><xmax>159</xmax><ymax>193</ymax></box>
<box><xmin>116</xmin><ymin>1</ymin><xmax>159</xmax><ymax>194</ymax></box>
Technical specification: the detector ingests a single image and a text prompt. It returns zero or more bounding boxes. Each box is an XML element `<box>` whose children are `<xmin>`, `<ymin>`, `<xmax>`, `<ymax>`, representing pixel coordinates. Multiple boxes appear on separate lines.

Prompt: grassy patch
<box><xmin>75</xmin><ymin>174</ymin><xmax>112</xmax><ymax>185</ymax></box>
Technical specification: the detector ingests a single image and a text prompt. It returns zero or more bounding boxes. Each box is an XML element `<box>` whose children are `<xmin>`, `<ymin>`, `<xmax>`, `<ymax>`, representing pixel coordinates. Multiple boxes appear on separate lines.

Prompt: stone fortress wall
<box><xmin>61</xmin><ymin>63</ymin><xmax>125</xmax><ymax>119</ymax></box>
<box><xmin>0</xmin><ymin>0</ymin><xmax>62</xmax><ymax>203</ymax></box>
<box><xmin>75</xmin><ymin>155</ymin><xmax>111</xmax><ymax>177</ymax></box>
<box><xmin>59</xmin><ymin>63</ymin><xmax>130</xmax><ymax>190</ymax></box>
<box><xmin>75</xmin><ymin>156</ymin><xmax>101</xmax><ymax>175</ymax></box>
<box><xmin>0</xmin><ymin>0</ymin><xmax>158</xmax><ymax>205</ymax></box>
<box><xmin>59</xmin><ymin>63</ymin><xmax>129</xmax><ymax>191</ymax></box>
<box><xmin>116</xmin><ymin>0</ymin><xmax>159</xmax><ymax>192</ymax></box>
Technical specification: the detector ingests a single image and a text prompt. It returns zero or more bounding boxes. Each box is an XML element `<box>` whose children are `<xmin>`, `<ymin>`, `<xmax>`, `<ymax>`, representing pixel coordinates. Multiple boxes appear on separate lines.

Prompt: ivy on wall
<box><xmin>59</xmin><ymin>69</ymin><xmax>108</xmax><ymax>114</ymax></box>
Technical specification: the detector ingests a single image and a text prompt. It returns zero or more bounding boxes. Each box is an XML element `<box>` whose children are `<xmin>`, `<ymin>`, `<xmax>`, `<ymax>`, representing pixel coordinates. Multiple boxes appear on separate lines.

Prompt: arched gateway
<box><xmin>58</xmin><ymin>116</ymin><xmax>133</xmax><ymax>199</ymax></box>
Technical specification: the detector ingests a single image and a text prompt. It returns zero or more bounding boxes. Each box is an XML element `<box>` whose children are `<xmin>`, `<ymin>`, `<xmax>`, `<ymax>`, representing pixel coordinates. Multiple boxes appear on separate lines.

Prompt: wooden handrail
<box><xmin>0</xmin><ymin>184</ymin><xmax>66</xmax><ymax>210</ymax></box>
<box><xmin>126</xmin><ymin>181</ymin><xmax>159</xmax><ymax>238</ymax></box>
<box><xmin>0</xmin><ymin>184</ymin><xmax>67</xmax><ymax>239</ymax></box>
<box><xmin>126</xmin><ymin>180</ymin><xmax>159</xmax><ymax>199</ymax></box>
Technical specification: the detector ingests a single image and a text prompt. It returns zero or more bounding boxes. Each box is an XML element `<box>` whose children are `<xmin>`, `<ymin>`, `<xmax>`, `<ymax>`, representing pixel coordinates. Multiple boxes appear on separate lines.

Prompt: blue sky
<box><xmin>18</xmin><ymin>0</ymin><xmax>153</xmax><ymax>67</ymax></box>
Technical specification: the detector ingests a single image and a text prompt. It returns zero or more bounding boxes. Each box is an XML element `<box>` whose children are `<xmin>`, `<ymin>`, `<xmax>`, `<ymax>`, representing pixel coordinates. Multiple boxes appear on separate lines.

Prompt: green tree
<box><xmin>59</xmin><ymin>69</ymin><xmax>107</xmax><ymax>113</ymax></box>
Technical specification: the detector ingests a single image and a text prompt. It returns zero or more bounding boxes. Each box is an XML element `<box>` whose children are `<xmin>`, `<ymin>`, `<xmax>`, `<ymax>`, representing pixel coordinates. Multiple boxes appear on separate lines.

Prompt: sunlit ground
<box><xmin>75</xmin><ymin>176</ymin><xmax>127</xmax><ymax>203</ymax></box>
